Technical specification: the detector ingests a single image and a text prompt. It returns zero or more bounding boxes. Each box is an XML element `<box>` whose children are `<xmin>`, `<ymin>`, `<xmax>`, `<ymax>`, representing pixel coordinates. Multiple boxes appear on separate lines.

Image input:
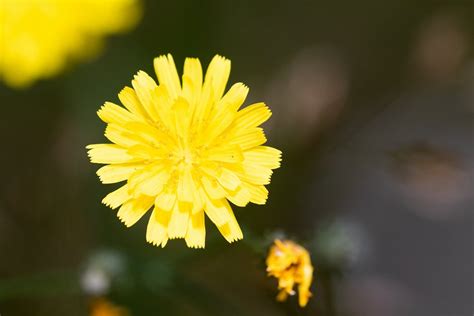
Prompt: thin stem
<box><xmin>320</xmin><ymin>269</ymin><xmax>336</xmax><ymax>316</ymax></box>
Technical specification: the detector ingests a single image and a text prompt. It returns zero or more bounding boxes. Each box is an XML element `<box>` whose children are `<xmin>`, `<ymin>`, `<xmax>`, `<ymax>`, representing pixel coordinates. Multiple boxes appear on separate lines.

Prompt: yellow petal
<box><xmin>243</xmin><ymin>146</ymin><xmax>282</xmax><ymax>169</ymax></box>
<box><xmin>131</xmin><ymin>71</ymin><xmax>160</xmax><ymax>121</ymax></box>
<box><xmin>154</xmin><ymin>54</ymin><xmax>181</xmax><ymax>100</ymax></box>
<box><xmin>228</xmin><ymin>127</ymin><xmax>267</xmax><ymax>150</ymax></box>
<box><xmin>127</xmin><ymin>143</ymin><xmax>166</xmax><ymax>160</ymax></box>
<box><xmin>128</xmin><ymin>166</ymin><xmax>169</xmax><ymax>196</ymax></box>
<box><xmin>102</xmin><ymin>184</ymin><xmax>131</xmax><ymax>209</ymax></box>
<box><xmin>117</xmin><ymin>195</ymin><xmax>154</xmax><ymax>227</ymax></box>
<box><xmin>153</xmin><ymin>85</ymin><xmax>175</xmax><ymax>133</ymax></box>
<box><xmin>155</xmin><ymin>191</ymin><xmax>177</xmax><ymax>212</ymax></box>
<box><xmin>182</xmin><ymin>57</ymin><xmax>203</xmax><ymax>107</ymax></box>
<box><xmin>206</xmin><ymin>145</ymin><xmax>244</xmax><ymax>163</ymax></box>
<box><xmin>214</xmin><ymin>82</ymin><xmax>249</xmax><ymax>114</ymax></box>
<box><xmin>97</xmin><ymin>102</ymin><xmax>138</xmax><ymax>125</ymax></box>
<box><xmin>202</xmin><ymin>83</ymin><xmax>249</xmax><ymax>141</ymax></box>
<box><xmin>202</xmin><ymin>192</ymin><xmax>232</xmax><ymax>226</ymax></box>
<box><xmin>200</xmin><ymin>110</ymin><xmax>235</xmax><ymax>144</ymax></box>
<box><xmin>172</xmin><ymin>97</ymin><xmax>191</xmax><ymax>141</ymax></box>
<box><xmin>127</xmin><ymin>166</ymin><xmax>154</xmax><ymax>191</ymax></box>
<box><xmin>234</xmin><ymin>102</ymin><xmax>272</xmax><ymax>129</ymax></box>
<box><xmin>124</xmin><ymin>121</ymin><xmax>176</xmax><ymax>148</ymax></box>
<box><xmin>141</xmin><ymin>170</ymin><xmax>170</xmax><ymax>196</ymax></box>
<box><xmin>203</xmin><ymin>55</ymin><xmax>231</xmax><ymax>103</ymax></box>
<box><xmin>97</xmin><ymin>164</ymin><xmax>140</xmax><ymax>184</ymax></box>
<box><xmin>168</xmin><ymin>202</ymin><xmax>190</xmax><ymax>239</ymax></box>
<box><xmin>191</xmin><ymin>184</ymin><xmax>205</xmax><ymax>214</ymax></box>
<box><xmin>216</xmin><ymin>168</ymin><xmax>241</xmax><ymax>191</ymax></box>
<box><xmin>201</xmin><ymin>176</ymin><xmax>226</xmax><ymax>200</ymax></box>
<box><xmin>242</xmin><ymin>182</ymin><xmax>268</xmax><ymax>205</ymax></box>
<box><xmin>177</xmin><ymin>167</ymin><xmax>195</xmax><ymax>202</ymax></box>
<box><xmin>225</xmin><ymin>186</ymin><xmax>250</xmax><ymax>207</ymax></box>
<box><xmin>87</xmin><ymin>144</ymin><xmax>139</xmax><ymax>164</ymax></box>
<box><xmin>217</xmin><ymin>205</ymin><xmax>243</xmax><ymax>243</ymax></box>
<box><xmin>192</xmin><ymin>79</ymin><xmax>214</xmax><ymax>132</ymax></box>
<box><xmin>146</xmin><ymin>208</ymin><xmax>171</xmax><ymax>247</ymax></box>
<box><xmin>118</xmin><ymin>86</ymin><xmax>149</xmax><ymax>120</ymax></box>
<box><xmin>185</xmin><ymin>211</ymin><xmax>206</xmax><ymax>248</ymax></box>
<box><xmin>239</xmin><ymin>165</ymin><xmax>273</xmax><ymax>185</ymax></box>
<box><xmin>105</xmin><ymin>123</ymin><xmax>143</xmax><ymax>147</ymax></box>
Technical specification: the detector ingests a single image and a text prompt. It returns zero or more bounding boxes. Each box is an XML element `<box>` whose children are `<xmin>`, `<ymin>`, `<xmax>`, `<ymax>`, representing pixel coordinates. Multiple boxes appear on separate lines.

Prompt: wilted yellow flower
<box><xmin>0</xmin><ymin>0</ymin><xmax>141</xmax><ymax>88</ymax></box>
<box><xmin>87</xmin><ymin>54</ymin><xmax>281</xmax><ymax>248</ymax></box>
<box><xmin>90</xmin><ymin>298</ymin><xmax>128</xmax><ymax>316</ymax></box>
<box><xmin>266</xmin><ymin>239</ymin><xmax>314</xmax><ymax>307</ymax></box>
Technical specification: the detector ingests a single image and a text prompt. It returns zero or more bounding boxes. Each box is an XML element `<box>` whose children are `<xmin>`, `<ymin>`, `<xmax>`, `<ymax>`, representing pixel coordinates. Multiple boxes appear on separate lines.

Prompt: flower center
<box><xmin>183</xmin><ymin>149</ymin><xmax>193</xmax><ymax>164</ymax></box>
<box><xmin>175</xmin><ymin>147</ymin><xmax>196</xmax><ymax>166</ymax></box>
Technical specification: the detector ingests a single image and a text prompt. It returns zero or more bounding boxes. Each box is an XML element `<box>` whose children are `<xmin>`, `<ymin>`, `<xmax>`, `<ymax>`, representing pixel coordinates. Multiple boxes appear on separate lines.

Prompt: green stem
<box><xmin>321</xmin><ymin>268</ymin><xmax>336</xmax><ymax>316</ymax></box>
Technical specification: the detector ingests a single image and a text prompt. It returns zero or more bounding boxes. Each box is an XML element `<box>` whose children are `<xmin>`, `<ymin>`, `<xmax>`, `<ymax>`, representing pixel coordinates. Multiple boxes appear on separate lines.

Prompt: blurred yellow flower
<box><xmin>0</xmin><ymin>0</ymin><xmax>141</xmax><ymax>88</ymax></box>
<box><xmin>87</xmin><ymin>54</ymin><xmax>281</xmax><ymax>248</ymax></box>
<box><xmin>90</xmin><ymin>298</ymin><xmax>128</xmax><ymax>316</ymax></box>
<box><xmin>266</xmin><ymin>239</ymin><xmax>314</xmax><ymax>307</ymax></box>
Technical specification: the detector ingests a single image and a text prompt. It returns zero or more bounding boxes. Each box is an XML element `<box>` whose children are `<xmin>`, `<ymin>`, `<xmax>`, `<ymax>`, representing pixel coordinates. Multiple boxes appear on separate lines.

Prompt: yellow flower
<box><xmin>87</xmin><ymin>54</ymin><xmax>281</xmax><ymax>248</ymax></box>
<box><xmin>266</xmin><ymin>239</ymin><xmax>314</xmax><ymax>307</ymax></box>
<box><xmin>90</xmin><ymin>298</ymin><xmax>128</xmax><ymax>316</ymax></box>
<box><xmin>0</xmin><ymin>0</ymin><xmax>141</xmax><ymax>88</ymax></box>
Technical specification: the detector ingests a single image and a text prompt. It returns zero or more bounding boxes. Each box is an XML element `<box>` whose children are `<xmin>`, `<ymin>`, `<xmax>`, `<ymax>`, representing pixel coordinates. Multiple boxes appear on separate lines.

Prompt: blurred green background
<box><xmin>0</xmin><ymin>0</ymin><xmax>473</xmax><ymax>315</ymax></box>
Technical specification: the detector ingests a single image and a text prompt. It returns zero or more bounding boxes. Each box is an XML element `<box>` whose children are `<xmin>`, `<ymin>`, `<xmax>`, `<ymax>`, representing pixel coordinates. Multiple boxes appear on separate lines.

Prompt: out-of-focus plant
<box><xmin>266</xmin><ymin>239</ymin><xmax>314</xmax><ymax>307</ymax></box>
<box><xmin>312</xmin><ymin>219</ymin><xmax>369</xmax><ymax>268</ymax></box>
<box><xmin>0</xmin><ymin>0</ymin><xmax>142</xmax><ymax>88</ymax></box>
<box><xmin>89</xmin><ymin>297</ymin><xmax>129</xmax><ymax>316</ymax></box>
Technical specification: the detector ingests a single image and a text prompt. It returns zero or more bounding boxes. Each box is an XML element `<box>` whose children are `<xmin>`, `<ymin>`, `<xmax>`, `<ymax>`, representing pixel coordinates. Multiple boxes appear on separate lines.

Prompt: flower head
<box><xmin>87</xmin><ymin>54</ymin><xmax>281</xmax><ymax>248</ymax></box>
<box><xmin>0</xmin><ymin>0</ymin><xmax>141</xmax><ymax>88</ymax></box>
<box><xmin>266</xmin><ymin>239</ymin><xmax>314</xmax><ymax>307</ymax></box>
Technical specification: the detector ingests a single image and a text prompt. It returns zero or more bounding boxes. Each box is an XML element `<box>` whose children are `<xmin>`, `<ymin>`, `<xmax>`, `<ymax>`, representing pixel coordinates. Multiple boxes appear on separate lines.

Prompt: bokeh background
<box><xmin>0</xmin><ymin>0</ymin><xmax>473</xmax><ymax>315</ymax></box>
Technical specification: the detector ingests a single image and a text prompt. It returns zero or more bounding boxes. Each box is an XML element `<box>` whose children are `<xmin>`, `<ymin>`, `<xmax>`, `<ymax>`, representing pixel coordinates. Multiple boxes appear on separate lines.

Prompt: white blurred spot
<box><xmin>81</xmin><ymin>267</ymin><xmax>110</xmax><ymax>296</ymax></box>
<box><xmin>80</xmin><ymin>250</ymin><xmax>126</xmax><ymax>295</ymax></box>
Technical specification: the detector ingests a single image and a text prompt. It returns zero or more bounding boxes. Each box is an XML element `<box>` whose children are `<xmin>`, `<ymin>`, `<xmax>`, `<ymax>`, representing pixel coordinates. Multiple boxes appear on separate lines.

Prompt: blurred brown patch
<box><xmin>389</xmin><ymin>142</ymin><xmax>470</xmax><ymax>219</ymax></box>
<box><xmin>412</xmin><ymin>12</ymin><xmax>470</xmax><ymax>83</ymax></box>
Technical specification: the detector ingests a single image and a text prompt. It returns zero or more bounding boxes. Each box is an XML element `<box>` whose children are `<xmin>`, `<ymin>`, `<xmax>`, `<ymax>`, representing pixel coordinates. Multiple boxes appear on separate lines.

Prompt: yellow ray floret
<box><xmin>87</xmin><ymin>54</ymin><xmax>282</xmax><ymax>248</ymax></box>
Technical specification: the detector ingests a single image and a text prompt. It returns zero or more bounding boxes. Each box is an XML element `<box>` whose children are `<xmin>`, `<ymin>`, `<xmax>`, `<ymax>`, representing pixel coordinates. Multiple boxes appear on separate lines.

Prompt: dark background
<box><xmin>0</xmin><ymin>1</ymin><xmax>472</xmax><ymax>315</ymax></box>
